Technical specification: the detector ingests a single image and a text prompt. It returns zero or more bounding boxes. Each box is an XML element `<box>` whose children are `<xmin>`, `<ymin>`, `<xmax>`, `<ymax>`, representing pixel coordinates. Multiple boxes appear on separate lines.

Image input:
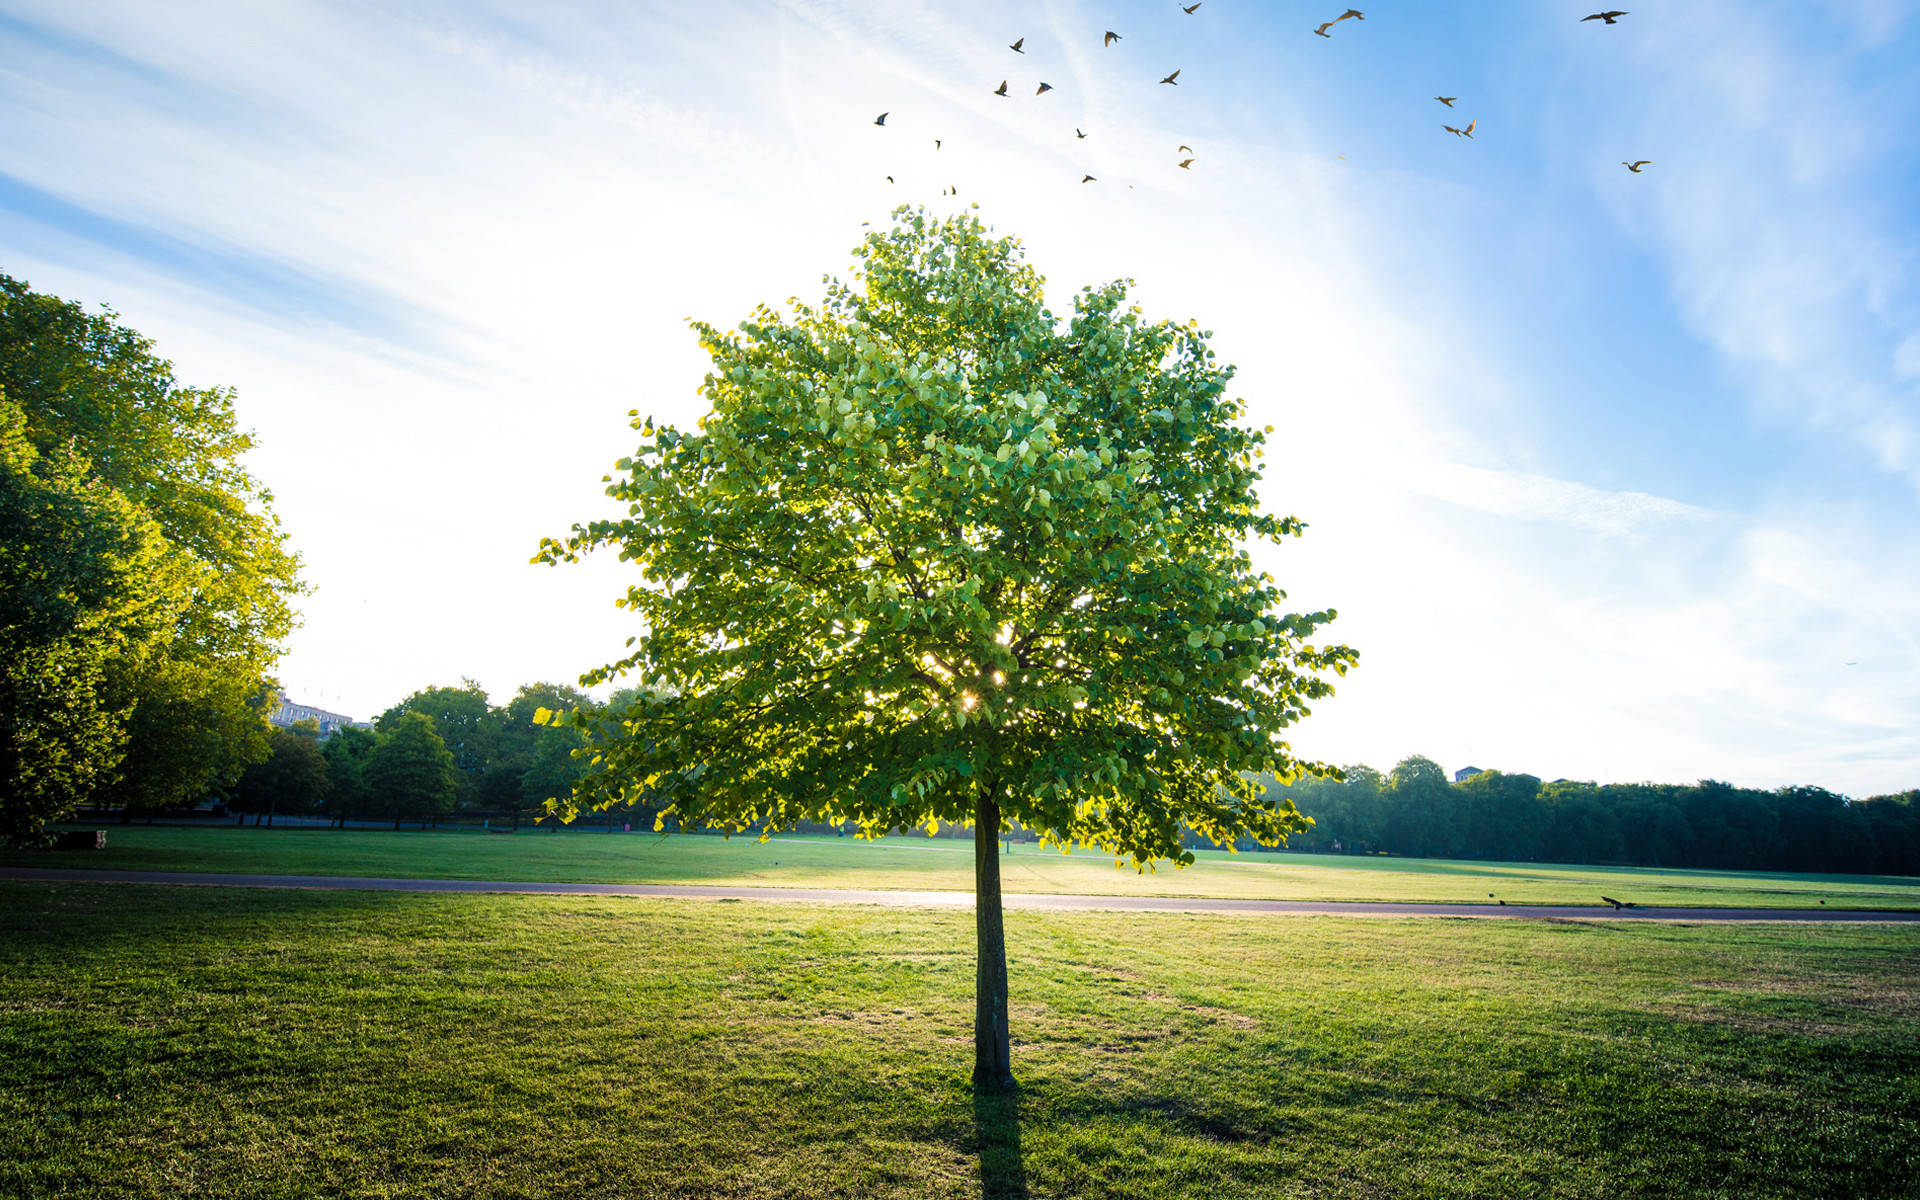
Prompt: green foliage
<box><xmin>1275</xmin><ymin>758</ymin><xmax>1920</xmax><ymax>875</ymax></box>
<box><xmin>0</xmin><ymin>398</ymin><xmax>182</xmax><ymax>840</ymax></box>
<box><xmin>484</xmin><ymin>682</ymin><xmax>591</xmax><ymax>818</ymax></box>
<box><xmin>0</xmin><ymin>274</ymin><xmax>304</xmax><ymax>811</ymax></box>
<box><xmin>539</xmin><ymin>208</ymin><xmax>1356</xmax><ymax>867</ymax></box>
<box><xmin>228</xmin><ymin>724</ymin><xmax>333</xmax><ymax>818</ymax></box>
<box><xmin>321</xmin><ymin>725</ymin><xmax>381</xmax><ymax>820</ymax></box>
<box><xmin>365</xmin><ymin>712</ymin><xmax>459</xmax><ymax>826</ymax></box>
<box><xmin>378</xmin><ymin>680</ymin><xmax>496</xmax><ymax>804</ymax></box>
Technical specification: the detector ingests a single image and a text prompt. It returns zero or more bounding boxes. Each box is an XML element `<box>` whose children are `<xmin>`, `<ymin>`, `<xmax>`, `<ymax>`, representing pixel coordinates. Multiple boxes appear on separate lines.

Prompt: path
<box><xmin>4</xmin><ymin>867</ymin><xmax>1918</xmax><ymax>921</ymax></box>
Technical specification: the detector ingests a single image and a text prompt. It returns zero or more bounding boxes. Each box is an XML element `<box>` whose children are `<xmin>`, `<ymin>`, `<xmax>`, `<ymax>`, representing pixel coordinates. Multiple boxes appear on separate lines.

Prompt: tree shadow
<box><xmin>973</xmin><ymin>1090</ymin><xmax>1028</xmax><ymax>1199</ymax></box>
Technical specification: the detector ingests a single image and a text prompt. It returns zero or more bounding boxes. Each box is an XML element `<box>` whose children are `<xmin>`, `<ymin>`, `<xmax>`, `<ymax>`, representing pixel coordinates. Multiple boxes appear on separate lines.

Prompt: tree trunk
<box><xmin>973</xmin><ymin>783</ymin><xmax>1015</xmax><ymax>1093</ymax></box>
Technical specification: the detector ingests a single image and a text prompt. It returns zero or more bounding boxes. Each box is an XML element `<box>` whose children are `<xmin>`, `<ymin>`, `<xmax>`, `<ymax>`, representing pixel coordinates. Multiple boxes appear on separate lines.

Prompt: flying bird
<box><xmin>994</xmin><ymin>80</ymin><xmax>1008</xmax><ymax>96</ymax></box>
<box><xmin>1010</xmin><ymin>37</ymin><xmax>1025</xmax><ymax>52</ymax></box>
<box><xmin>1183</xmin><ymin>2</ymin><xmax>1203</xmax><ymax>12</ymax></box>
<box><xmin>1075</xmin><ymin>128</ymin><xmax>1087</xmax><ymax>139</ymax></box>
<box><xmin>1623</xmin><ymin>160</ymin><xmax>1650</xmax><ymax>172</ymax></box>
<box><xmin>1179</xmin><ymin>144</ymin><xmax>1193</xmax><ymax>153</ymax></box>
<box><xmin>1081</xmin><ymin>174</ymin><xmax>1096</xmax><ymax>182</ymax></box>
<box><xmin>934</xmin><ymin>139</ymin><xmax>941</xmax><ymax>149</ymax></box>
<box><xmin>1583</xmin><ymin>10</ymin><xmax>1628</xmax><ymax>22</ymax></box>
<box><xmin>1178</xmin><ymin>158</ymin><xmax>1194</xmax><ymax>168</ymax></box>
<box><xmin>1105</xmin><ymin>31</ymin><xmax>1122</xmax><ymax>46</ymax></box>
<box><xmin>1462</xmin><ymin>119</ymin><xmax>1476</xmax><ymax>137</ymax></box>
<box><xmin>1436</xmin><ymin>96</ymin><xmax>1457</xmax><ymax>107</ymax></box>
<box><xmin>1314</xmin><ymin>22</ymin><xmax>1334</xmax><ymax>36</ymax></box>
<box><xmin>1036</xmin><ymin>82</ymin><xmax>1053</xmax><ymax>95</ymax></box>
<box><xmin>1443</xmin><ymin>124</ymin><xmax>1464</xmax><ymax>136</ymax></box>
<box><xmin>874</xmin><ymin>112</ymin><xmax>888</xmax><ymax>126</ymax></box>
<box><xmin>1336</xmin><ymin>9</ymin><xmax>1364</xmax><ymax>20</ymax></box>
<box><xmin>1160</xmin><ymin>69</ymin><xmax>1181</xmax><ymax>84</ymax></box>
<box><xmin>1601</xmin><ymin>895</ymin><xmax>1623</xmax><ymax>910</ymax></box>
<box><xmin>885</xmin><ymin>176</ymin><xmax>894</xmax><ymax>183</ymax></box>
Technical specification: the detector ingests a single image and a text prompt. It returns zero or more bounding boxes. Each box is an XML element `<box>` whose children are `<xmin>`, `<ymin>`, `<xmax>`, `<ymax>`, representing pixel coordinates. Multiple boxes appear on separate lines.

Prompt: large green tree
<box><xmin>0</xmin><ymin>275</ymin><xmax>304</xmax><ymax>810</ymax></box>
<box><xmin>228</xmin><ymin>721</ymin><xmax>332</xmax><ymax>824</ymax></box>
<box><xmin>378</xmin><ymin>680</ymin><xmax>496</xmax><ymax>806</ymax></box>
<box><xmin>365</xmin><ymin>711</ymin><xmax>459</xmax><ymax>829</ymax></box>
<box><xmin>0</xmin><ymin>398</ymin><xmax>183</xmax><ymax>841</ymax></box>
<box><xmin>537</xmin><ymin>209</ymin><xmax>1356</xmax><ymax>1090</ymax></box>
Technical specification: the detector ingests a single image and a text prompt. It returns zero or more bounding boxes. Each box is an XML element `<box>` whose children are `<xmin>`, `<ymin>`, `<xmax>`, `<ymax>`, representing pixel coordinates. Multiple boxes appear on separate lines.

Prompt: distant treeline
<box><xmin>1261</xmin><ymin>757</ymin><xmax>1920</xmax><ymax>877</ymax></box>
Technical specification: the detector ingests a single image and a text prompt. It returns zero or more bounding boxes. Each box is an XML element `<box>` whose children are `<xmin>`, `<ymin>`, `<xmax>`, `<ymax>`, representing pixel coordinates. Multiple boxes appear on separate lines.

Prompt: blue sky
<box><xmin>3</xmin><ymin>0</ymin><xmax>1917</xmax><ymax>793</ymax></box>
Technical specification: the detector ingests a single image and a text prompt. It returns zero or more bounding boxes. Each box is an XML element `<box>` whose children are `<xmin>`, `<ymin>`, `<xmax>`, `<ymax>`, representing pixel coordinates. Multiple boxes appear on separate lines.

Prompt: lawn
<box><xmin>0</xmin><ymin>883</ymin><xmax>1916</xmax><ymax>1198</ymax></box>
<box><xmin>7</xmin><ymin>824</ymin><xmax>1920</xmax><ymax>910</ymax></box>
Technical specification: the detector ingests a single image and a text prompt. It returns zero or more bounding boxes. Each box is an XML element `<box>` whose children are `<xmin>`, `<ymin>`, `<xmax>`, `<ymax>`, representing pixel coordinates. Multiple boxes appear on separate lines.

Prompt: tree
<box><xmin>498</xmin><ymin>683</ymin><xmax>590</xmax><ymax>828</ymax></box>
<box><xmin>378</xmin><ymin>680</ymin><xmax>496</xmax><ymax>806</ymax></box>
<box><xmin>536</xmin><ymin>208</ymin><xmax>1357</xmax><ymax>1090</ymax></box>
<box><xmin>0</xmin><ymin>275</ymin><xmax>304</xmax><ymax>810</ymax></box>
<box><xmin>321</xmin><ymin>725</ymin><xmax>381</xmax><ymax>825</ymax></box>
<box><xmin>365</xmin><ymin>711</ymin><xmax>458</xmax><ymax>828</ymax></box>
<box><xmin>228</xmin><ymin>721</ymin><xmax>331</xmax><ymax>825</ymax></box>
<box><xmin>0</xmin><ymin>397</ymin><xmax>182</xmax><ymax>841</ymax></box>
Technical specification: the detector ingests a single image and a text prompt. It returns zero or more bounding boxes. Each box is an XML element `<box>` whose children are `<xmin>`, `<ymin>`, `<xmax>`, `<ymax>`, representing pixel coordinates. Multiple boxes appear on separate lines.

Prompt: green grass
<box><xmin>8</xmin><ymin>824</ymin><xmax>1920</xmax><ymax>910</ymax></box>
<box><xmin>1</xmin><ymin>883</ymin><xmax>1916</xmax><ymax>1197</ymax></box>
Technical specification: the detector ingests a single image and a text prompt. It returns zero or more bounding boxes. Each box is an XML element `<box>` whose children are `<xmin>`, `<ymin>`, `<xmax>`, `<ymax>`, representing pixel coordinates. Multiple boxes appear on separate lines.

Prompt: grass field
<box><xmin>1</xmin><ymin>882</ymin><xmax>1916</xmax><ymax>1198</ymax></box>
<box><xmin>8</xmin><ymin>824</ymin><xmax>1920</xmax><ymax>910</ymax></box>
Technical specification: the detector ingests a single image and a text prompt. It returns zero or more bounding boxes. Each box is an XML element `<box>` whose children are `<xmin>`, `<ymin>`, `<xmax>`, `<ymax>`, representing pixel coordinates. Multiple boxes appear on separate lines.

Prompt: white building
<box><xmin>270</xmin><ymin>694</ymin><xmax>362</xmax><ymax>739</ymax></box>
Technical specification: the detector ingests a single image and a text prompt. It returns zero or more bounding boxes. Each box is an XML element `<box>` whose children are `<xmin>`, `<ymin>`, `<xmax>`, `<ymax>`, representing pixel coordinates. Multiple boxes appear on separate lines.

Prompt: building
<box><xmin>1453</xmin><ymin>766</ymin><xmax>1483</xmax><ymax>783</ymax></box>
<box><xmin>270</xmin><ymin>694</ymin><xmax>362</xmax><ymax>739</ymax></box>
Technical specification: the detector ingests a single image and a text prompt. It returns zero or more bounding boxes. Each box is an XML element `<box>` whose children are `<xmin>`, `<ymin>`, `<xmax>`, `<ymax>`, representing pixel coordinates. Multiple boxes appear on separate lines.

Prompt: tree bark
<box><xmin>973</xmin><ymin>782</ymin><xmax>1016</xmax><ymax>1093</ymax></box>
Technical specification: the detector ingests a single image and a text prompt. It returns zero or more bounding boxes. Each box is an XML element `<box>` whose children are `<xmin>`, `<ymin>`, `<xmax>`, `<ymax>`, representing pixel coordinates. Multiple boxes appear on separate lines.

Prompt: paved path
<box><xmin>4</xmin><ymin>867</ymin><xmax>1918</xmax><ymax>921</ymax></box>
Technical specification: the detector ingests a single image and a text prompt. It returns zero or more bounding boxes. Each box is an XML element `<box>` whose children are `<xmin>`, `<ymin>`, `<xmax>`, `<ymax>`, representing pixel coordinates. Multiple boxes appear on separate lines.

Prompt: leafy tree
<box><xmin>228</xmin><ymin>721</ymin><xmax>331</xmax><ymax>824</ymax></box>
<box><xmin>378</xmin><ymin>680</ymin><xmax>496</xmax><ymax>805</ymax></box>
<box><xmin>365</xmin><ymin>711</ymin><xmax>459</xmax><ymax>829</ymax></box>
<box><xmin>0</xmin><ymin>398</ymin><xmax>182</xmax><ymax>841</ymax></box>
<box><xmin>537</xmin><ymin>208</ymin><xmax>1357</xmax><ymax>1090</ymax></box>
<box><xmin>321</xmin><ymin>725</ymin><xmax>381</xmax><ymax>825</ymax></box>
<box><xmin>0</xmin><ymin>275</ymin><xmax>304</xmax><ymax>810</ymax></box>
<box><xmin>496</xmin><ymin>683</ymin><xmax>590</xmax><ymax>827</ymax></box>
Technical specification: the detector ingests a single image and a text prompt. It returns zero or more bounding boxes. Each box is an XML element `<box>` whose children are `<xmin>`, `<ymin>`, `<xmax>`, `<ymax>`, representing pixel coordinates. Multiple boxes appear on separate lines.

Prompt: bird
<box><xmin>1179</xmin><ymin>144</ymin><xmax>1193</xmax><ymax>153</ymax></box>
<box><xmin>1075</xmin><ymin>128</ymin><xmax>1087</xmax><ymax>138</ymax></box>
<box><xmin>1583</xmin><ymin>10</ymin><xmax>1628</xmax><ymax>22</ymax></box>
<box><xmin>1178</xmin><ymin>158</ymin><xmax>1194</xmax><ymax>168</ymax></box>
<box><xmin>1601</xmin><ymin>895</ymin><xmax>1623</xmax><ymax>910</ymax></box>
<box><xmin>1104</xmin><ymin>31</ymin><xmax>1122</xmax><ymax>46</ymax></box>
<box><xmin>885</xmin><ymin>175</ymin><xmax>894</xmax><ymax>183</ymax></box>
<box><xmin>1336</xmin><ymin>8</ymin><xmax>1364</xmax><ymax>21</ymax></box>
<box><xmin>934</xmin><ymin>139</ymin><xmax>942</xmax><ymax>149</ymax></box>
<box><xmin>1036</xmin><ymin>82</ymin><xmax>1053</xmax><ymax>95</ymax></box>
<box><xmin>994</xmin><ymin>80</ymin><xmax>1009</xmax><ymax>96</ymax></box>
<box><xmin>1010</xmin><ymin>37</ymin><xmax>1025</xmax><ymax>52</ymax></box>
<box><xmin>1314</xmin><ymin>22</ymin><xmax>1334</xmax><ymax>37</ymax></box>
<box><xmin>1498</xmin><ymin>899</ymin><xmax>1507</xmax><ymax>906</ymax></box>
<box><xmin>874</xmin><ymin>112</ymin><xmax>888</xmax><ymax>126</ymax></box>
<box><xmin>1081</xmin><ymin>174</ymin><xmax>1097</xmax><ymax>182</ymax></box>
<box><xmin>1183</xmin><ymin>2</ymin><xmax>1203</xmax><ymax>12</ymax></box>
<box><xmin>1623</xmin><ymin>160</ymin><xmax>1650</xmax><ymax>172</ymax></box>
<box><xmin>1443</xmin><ymin>124</ymin><xmax>1464</xmax><ymax>136</ymax></box>
<box><xmin>1436</xmin><ymin>96</ymin><xmax>1457</xmax><ymax>107</ymax></box>
<box><xmin>1160</xmin><ymin>69</ymin><xmax>1181</xmax><ymax>84</ymax></box>
<box><xmin>1462</xmin><ymin>119</ymin><xmax>1476</xmax><ymax>138</ymax></box>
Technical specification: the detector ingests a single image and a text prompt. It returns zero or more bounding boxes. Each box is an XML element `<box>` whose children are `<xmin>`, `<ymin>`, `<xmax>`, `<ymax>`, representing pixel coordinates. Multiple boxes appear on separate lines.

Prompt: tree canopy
<box><xmin>0</xmin><ymin>275</ymin><xmax>304</xmax><ymax>817</ymax></box>
<box><xmin>539</xmin><ymin>208</ymin><xmax>1355</xmax><ymax>861</ymax></box>
<box><xmin>538</xmin><ymin>208</ymin><xmax>1357</xmax><ymax>1088</ymax></box>
<box><xmin>0</xmin><ymin>397</ymin><xmax>181</xmax><ymax>840</ymax></box>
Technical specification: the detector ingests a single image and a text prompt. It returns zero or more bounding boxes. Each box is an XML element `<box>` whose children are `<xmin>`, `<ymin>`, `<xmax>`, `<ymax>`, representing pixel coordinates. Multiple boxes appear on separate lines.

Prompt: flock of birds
<box><xmin>869</xmin><ymin>4</ymin><xmax>1654</xmax><ymax>190</ymax></box>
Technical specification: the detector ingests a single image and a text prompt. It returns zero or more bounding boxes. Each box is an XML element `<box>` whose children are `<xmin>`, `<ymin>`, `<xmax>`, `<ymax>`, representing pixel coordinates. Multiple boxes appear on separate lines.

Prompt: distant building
<box><xmin>270</xmin><ymin>694</ymin><xmax>362</xmax><ymax>739</ymax></box>
<box><xmin>1453</xmin><ymin>766</ymin><xmax>1483</xmax><ymax>783</ymax></box>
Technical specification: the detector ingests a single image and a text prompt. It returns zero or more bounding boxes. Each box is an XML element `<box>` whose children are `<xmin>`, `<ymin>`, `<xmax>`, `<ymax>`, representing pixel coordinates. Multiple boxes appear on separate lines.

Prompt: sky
<box><xmin>2</xmin><ymin>0</ymin><xmax>1918</xmax><ymax>794</ymax></box>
